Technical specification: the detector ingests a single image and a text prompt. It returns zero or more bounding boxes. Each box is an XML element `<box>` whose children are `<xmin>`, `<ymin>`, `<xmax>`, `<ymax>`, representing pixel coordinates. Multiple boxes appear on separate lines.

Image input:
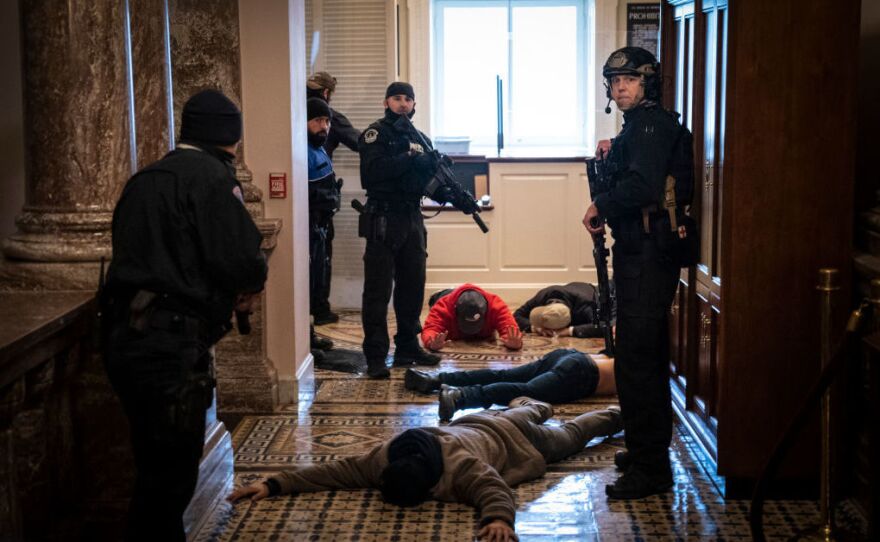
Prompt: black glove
<box><xmin>412</xmin><ymin>151</ymin><xmax>438</xmax><ymax>174</ymax></box>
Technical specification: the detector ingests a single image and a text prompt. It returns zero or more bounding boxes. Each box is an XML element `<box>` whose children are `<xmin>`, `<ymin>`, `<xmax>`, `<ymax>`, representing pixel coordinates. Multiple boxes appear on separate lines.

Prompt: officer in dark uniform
<box><xmin>358</xmin><ymin>82</ymin><xmax>441</xmax><ymax>379</ymax></box>
<box><xmin>583</xmin><ymin>47</ymin><xmax>684</xmax><ymax>499</ymax></box>
<box><xmin>103</xmin><ymin>89</ymin><xmax>268</xmax><ymax>540</ymax></box>
<box><xmin>307</xmin><ymin>71</ymin><xmax>362</xmax><ymax>159</ymax></box>
<box><xmin>306</xmin><ymin>97</ymin><xmax>339</xmax><ymax>357</ymax></box>
<box><xmin>306</xmin><ymin>72</ymin><xmax>361</xmax><ymax>324</ymax></box>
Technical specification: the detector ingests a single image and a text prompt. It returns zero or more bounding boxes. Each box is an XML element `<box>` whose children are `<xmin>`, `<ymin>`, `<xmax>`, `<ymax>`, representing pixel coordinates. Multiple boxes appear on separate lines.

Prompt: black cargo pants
<box><xmin>104</xmin><ymin>307</ymin><xmax>215</xmax><ymax>542</ymax></box>
<box><xmin>611</xmin><ymin>228</ymin><xmax>680</xmax><ymax>475</ymax></box>
<box><xmin>361</xmin><ymin>201</ymin><xmax>427</xmax><ymax>363</ymax></box>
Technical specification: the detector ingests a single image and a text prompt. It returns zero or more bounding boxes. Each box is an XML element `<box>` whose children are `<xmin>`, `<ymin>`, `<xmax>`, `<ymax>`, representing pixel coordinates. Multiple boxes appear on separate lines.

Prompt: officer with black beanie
<box><xmin>306</xmin><ymin>97</ymin><xmax>341</xmax><ymax>353</ymax></box>
<box><xmin>357</xmin><ymin>81</ymin><xmax>441</xmax><ymax>378</ymax></box>
<box><xmin>104</xmin><ymin>88</ymin><xmax>267</xmax><ymax>541</ymax></box>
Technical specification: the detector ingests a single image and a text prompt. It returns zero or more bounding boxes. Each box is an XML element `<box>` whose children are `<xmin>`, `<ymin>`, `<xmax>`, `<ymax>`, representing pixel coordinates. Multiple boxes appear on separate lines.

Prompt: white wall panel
<box><xmin>426</xmin><ymin>221</ymin><xmax>491</xmax><ymax>269</ymax></box>
<box><xmin>426</xmin><ymin>161</ymin><xmax>599</xmax><ymax>304</ymax></box>
<box><xmin>498</xmin><ymin>173</ymin><xmax>569</xmax><ymax>269</ymax></box>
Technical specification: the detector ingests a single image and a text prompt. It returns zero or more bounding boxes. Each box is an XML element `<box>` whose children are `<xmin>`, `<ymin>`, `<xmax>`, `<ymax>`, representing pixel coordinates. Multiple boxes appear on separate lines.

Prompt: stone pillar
<box><xmin>1</xmin><ymin>0</ymin><xmax>132</xmax><ymax>270</ymax></box>
<box><xmin>169</xmin><ymin>0</ymin><xmax>282</xmax><ymax>415</ymax></box>
<box><xmin>131</xmin><ymin>0</ymin><xmax>176</xmax><ymax>168</ymax></box>
<box><xmin>1</xmin><ymin>0</ymin><xmax>175</xmax><ymax>290</ymax></box>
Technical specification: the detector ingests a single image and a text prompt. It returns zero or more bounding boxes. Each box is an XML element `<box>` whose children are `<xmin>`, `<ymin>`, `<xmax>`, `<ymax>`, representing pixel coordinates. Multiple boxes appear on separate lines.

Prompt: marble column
<box><xmin>169</xmin><ymin>0</ymin><xmax>265</xmax><ymax>217</ymax></box>
<box><xmin>167</xmin><ymin>4</ymin><xmax>282</xmax><ymax>536</ymax></box>
<box><xmin>131</xmin><ymin>0</ymin><xmax>176</xmax><ymax>168</ymax></box>
<box><xmin>1</xmin><ymin>0</ymin><xmax>175</xmax><ymax>290</ymax></box>
<box><xmin>2</xmin><ymin>0</ymin><xmax>132</xmax><ymax>267</ymax></box>
<box><xmin>169</xmin><ymin>0</ymin><xmax>283</xmax><ymax>415</ymax></box>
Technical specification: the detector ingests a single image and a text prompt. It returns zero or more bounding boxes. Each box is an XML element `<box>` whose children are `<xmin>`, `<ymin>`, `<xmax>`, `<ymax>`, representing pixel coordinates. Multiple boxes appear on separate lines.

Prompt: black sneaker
<box><xmin>438</xmin><ymin>384</ymin><xmax>463</xmax><ymax>422</ymax></box>
<box><xmin>311</xmin><ymin>335</ymin><xmax>334</xmax><ymax>351</ymax></box>
<box><xmin>614</xmin><ymin>450</ymin><xmax>631</xmax><ymax>471</ymax></box>
<box><xmin>313</xmin><ymin>311</ymin><xmax>340</xmax><ymax>325</ymax></box>
<box><xmin>366</xmin><ymin>359</ymin><xmax>390</xmax><ymax>379</ymax></box>
<box><xmin>605</xmin><ymin>468</ymin><xmax>673</xmax><ymax>500</ymax></box>
<box><xmin>404</xmin><ymin>368</ymin><xmax>441</xmax><ymax>393</ymax></box>
<box><xmin>393</xmin><ymin>347</ymin><xmax>441</xmax><ymax>367</ymax></box>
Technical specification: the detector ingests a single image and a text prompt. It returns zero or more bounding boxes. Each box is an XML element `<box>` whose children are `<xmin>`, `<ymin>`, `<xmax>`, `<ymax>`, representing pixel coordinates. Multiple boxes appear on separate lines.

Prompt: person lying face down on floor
<box><xmin>228</xmin><ymin>398</ymin><xmax>622</xmax><ymax>542</ymax></box>
<box><xmin>512</xmin><ymin>282</ymin><xmax>613</xmax><ymax>338</ymax></box>
<box><xmin>422</xmin><ymin>284</ymin><xmax>523</xmax><ymax>352</ymax></box>
<box><xmin>405</xmin><ymin>348</ymin><xmax>617</xmax><ymax>422</ymax></box>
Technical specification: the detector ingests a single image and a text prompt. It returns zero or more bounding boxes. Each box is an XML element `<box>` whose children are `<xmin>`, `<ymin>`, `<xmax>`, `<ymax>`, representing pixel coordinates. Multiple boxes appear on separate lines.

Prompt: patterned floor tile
<box><xmin>194</xmin><ymin>311</ymin><xmax>829</xmax><ymax>541</ymax></box>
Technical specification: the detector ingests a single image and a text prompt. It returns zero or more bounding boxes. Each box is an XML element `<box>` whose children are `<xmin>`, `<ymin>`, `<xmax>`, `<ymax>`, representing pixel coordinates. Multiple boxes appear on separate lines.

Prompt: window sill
<box><xmin>463</xmin><ymin>145</ymin><xmax>591</xmax><ymax>162</ymax></box>
<box><xmin>421</xmin><ymin>201</ymin><xmax>494</xmax><ymax>212</ymax></box>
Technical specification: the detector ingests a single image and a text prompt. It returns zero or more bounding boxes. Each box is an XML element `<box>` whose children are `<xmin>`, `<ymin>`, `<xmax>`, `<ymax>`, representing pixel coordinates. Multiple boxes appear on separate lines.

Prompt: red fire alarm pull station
<box><xmin>269</xmin><ymin>172</ymin><xmax>287</xmax><ymax>198</ymax></box>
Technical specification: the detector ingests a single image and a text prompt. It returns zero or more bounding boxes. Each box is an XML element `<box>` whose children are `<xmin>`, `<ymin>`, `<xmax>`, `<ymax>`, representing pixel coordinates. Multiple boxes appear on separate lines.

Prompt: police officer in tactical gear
<box><xmin>583</xmin><ymin>47</ymin><xmax>686</xmax><ymax>499</ymax></box>
<box><xmin>306</xmin><ymin>98</ymin><xmax>341</xmax><ymax>354</ymax></box>
<box><xmin>104</xmin><ymin>89</ymin><xmax>268</xmax><ymax>540</ymax></box>
<box><xmin>358</xmin><ymin>82</ymin><xmax>442</xmax><ymax>379</ymax></box>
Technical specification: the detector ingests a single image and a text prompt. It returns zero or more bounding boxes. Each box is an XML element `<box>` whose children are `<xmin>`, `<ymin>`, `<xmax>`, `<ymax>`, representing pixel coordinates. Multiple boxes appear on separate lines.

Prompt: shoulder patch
<box><xmin>364</xmin><ymin>128</ymin><xmax>379</xmax><ymax>144</ymax></box>
<box><xmin>232</xmin><ymin>185</ymin><xmax>245</xmax><ymax>204</ymax></box>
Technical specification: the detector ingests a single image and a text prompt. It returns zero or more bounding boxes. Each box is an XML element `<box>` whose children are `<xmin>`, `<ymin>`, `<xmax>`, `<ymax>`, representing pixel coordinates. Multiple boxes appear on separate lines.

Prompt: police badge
<box><xmin>608</xmin><ymin>51</ymin><xmax>628</xmax><ymax>68</ymax></box>
<box><xmin>364</xmin><ymin>128</ymin><xmax>379</xmax><ymax>144</ymax></box>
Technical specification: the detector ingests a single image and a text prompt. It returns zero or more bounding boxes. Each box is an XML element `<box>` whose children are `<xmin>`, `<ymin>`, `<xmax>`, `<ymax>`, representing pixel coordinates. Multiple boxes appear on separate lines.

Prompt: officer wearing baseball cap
<box><xmin>307</xmin><ymin>71</ymin><xmax>362</xmax><ymax>160</ymax></box>
<box><xmin>583</xmin><ymin>47</ymin><xmax>693</xmax><ymax>500</ymax></box>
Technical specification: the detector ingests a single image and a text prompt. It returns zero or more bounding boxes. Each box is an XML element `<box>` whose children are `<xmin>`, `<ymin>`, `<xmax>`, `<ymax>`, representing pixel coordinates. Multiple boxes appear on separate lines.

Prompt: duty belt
<box><xmin>365</xmin><ymin>199</ymin><xmax>421</xmax><ymax>213</ymax></box>
<box><xmin>126</xmin><ymin>290</ymin><xmax>214</xmax><ymax>341</ymax></box>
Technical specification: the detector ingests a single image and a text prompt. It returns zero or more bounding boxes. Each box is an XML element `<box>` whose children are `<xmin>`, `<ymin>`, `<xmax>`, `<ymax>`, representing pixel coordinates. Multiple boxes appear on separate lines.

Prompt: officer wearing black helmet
<box><xmin>583</xmin><ymin>47</ymin><xmax>685</xmax><ymax>499</ymax></box>
<box><xmin>358</xmin><ymin>82</ymin><xmax>441</xmax><ymax>379</ymax></box>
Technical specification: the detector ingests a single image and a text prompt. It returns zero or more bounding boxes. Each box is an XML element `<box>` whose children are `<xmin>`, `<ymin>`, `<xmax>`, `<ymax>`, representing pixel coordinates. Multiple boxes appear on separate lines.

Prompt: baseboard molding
<box><xmin>275</xmin><ymin>353</ymin><xmax>314</xmax><ymax>407</ymax></box>
<box><xmin>184</xmin><ymin>421</ymin><xmax>233</xmax><ymax>541</ymax></box>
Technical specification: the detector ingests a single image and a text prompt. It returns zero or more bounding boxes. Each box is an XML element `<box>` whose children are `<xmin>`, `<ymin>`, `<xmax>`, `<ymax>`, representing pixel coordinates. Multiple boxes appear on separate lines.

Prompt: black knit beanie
<box><xmin>307</xmin><ymin>97</ymin><xmax>332</xmax><ymax>121</ymax></box>
<box><xmin>380</xmin><ymin>429</ymin><xmax>443</xmax><ymax>507</ymax></box>
<box><xmin>180</xmin><ymin>89</ymin><xmax>242</xmax><ymax>146</ymax></box>
<box><xmin>385</xmin><ymin>81</ymin><xmax>415</xmax><ymax>100</ymax></box>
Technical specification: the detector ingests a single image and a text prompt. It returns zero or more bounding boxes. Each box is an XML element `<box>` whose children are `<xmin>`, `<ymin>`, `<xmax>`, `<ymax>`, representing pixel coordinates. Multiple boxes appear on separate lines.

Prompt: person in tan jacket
<box><xmin>228</xmin><ymin>398</ymin><xmax>621</xmax><ymax>542</ymax></box>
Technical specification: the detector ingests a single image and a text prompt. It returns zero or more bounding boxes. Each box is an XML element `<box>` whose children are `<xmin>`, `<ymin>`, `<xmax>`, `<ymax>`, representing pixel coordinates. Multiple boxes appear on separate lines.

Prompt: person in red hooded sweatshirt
<box><xmin>421</xmin><ymin>284</ymin><xmax>523</xmax><ymax>352</ymax></box>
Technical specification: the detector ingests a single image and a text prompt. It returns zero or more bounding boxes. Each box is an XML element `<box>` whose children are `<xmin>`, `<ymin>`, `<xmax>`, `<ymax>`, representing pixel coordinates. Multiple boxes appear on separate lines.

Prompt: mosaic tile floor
<box><xmin>194</xmin><ymin>309</ymin><xmax>824</xmax><ymax>541</ymax></box>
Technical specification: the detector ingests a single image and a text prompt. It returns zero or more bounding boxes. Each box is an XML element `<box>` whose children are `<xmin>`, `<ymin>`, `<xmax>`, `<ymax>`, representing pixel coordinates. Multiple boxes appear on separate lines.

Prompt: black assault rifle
<box><xmin>393</xmin><ymin>115</ymin><xmax>489</xmax><ymax>234</ymax></box>
<box><xmin>585</xmin><ymin>158</ymin><xmax>616</xmax><ymax>357</ymax></box>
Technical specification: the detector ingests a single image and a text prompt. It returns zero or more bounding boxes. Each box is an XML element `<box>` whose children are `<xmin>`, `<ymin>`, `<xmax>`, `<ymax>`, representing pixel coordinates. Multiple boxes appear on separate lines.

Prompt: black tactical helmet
<box><xmin>602</xmin><ymin>46</ymin><xmax>661</xmax><ymax>102</ymax></box>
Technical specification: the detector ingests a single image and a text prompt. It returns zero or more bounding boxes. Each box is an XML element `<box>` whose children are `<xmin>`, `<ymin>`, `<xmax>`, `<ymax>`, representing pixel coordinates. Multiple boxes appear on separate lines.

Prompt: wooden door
<box><xmin>664</xmin><ymin>0</ymin><xmax>698</xmax><ymax>394</ymax></box>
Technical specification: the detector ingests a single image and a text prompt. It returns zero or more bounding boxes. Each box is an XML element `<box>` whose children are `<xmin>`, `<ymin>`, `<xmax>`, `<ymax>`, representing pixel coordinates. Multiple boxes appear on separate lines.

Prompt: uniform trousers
<box><xmin>361</xmin><ymin>205</ymin><xmax>427</xmax><ymax>362</ymax></box>
<box><xmin>104</xmin><ymin>311</ymin><xmax>214</xmax><ymax>542</ymax></box>
<box><xmin>611</xmin><ymin>231</ymin><xmax>680</xmax><ymax>475</ymax></box>
<box><xmin>309</xmin><ymin>212</ymin><xmax>335</xmax><ymax>317</ymax></box>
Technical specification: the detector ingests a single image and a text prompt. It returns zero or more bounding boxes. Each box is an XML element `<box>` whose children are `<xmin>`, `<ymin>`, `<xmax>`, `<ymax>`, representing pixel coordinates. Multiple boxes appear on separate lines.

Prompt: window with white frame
<box><xmin>432</xmin><ymin>0</ymin><xmax>593</xmax><ymax>151</ymax></box>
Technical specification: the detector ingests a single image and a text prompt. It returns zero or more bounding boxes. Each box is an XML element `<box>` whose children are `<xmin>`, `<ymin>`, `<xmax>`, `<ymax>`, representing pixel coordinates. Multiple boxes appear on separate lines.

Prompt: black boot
<box><xmin>438</xmin><ymin>384</ymin><xmax>464</xmax><ymax>422</ymax></box>
<box><xmin>313</xmin><ymin>310</ymin><xmax>339</xmax><ymax>325</ymax></box>
<box><xmin>404</xmin><ymin>368</ymin><xmax>441</xmax><ymax>393</ymax></box>
<box><xmin>366</xmin><ymin>358</ymin><xmax>390</xmax><ymax>379</ymax></box>
<box><xmin>605</xmin><ymin>468</ymin><xmax>673</xmax><ymax>500</ymax></box>
<box><xmin>614</xmin><ymin>450</ymin><xmax>631</xmax><ymax>471</ymax></box>
<box><xmin>310</xmin><ymin>325</ymin><xmax>334</xmax><ymax>351</ymax></box>
<box><xmin>311</xmin><ymin>335</ymin><xmax>334</xmax><ymax>351</ymax></box>
<box><xmin>393</xmin><ymin>346</ymin><xmax>441</xmax><ymax>367</ymax></box>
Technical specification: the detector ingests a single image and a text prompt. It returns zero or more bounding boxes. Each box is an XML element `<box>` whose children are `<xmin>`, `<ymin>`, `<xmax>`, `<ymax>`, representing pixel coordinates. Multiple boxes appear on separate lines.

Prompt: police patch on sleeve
<box><xmin>364</xmin><ymin>129</ymin><xmax>379</xmax><ymax>144</ymax></box>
